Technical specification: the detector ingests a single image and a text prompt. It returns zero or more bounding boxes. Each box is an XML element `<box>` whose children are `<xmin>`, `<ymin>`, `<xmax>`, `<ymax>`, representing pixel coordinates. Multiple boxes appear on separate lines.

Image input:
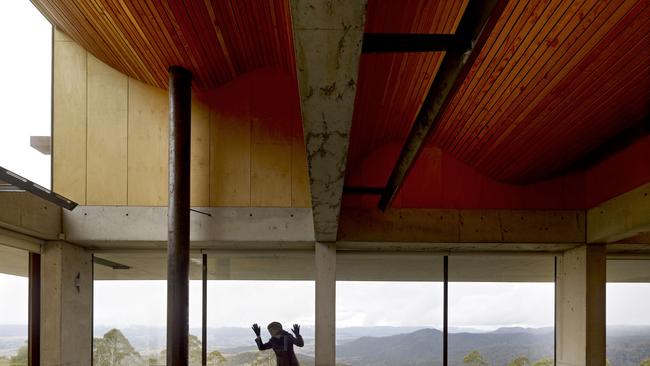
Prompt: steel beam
<box><xmin>167</xmin><ymin>66</ymin><xmax>192</xmax><ymax>366</ymax></box>
<box><xmin>362</xmin><ymin>33</ymin><xmax>468</xmax><ymax>53</ymax></box>
<box><xmin>377</xmin><ymin>0</ymin><xmax>509</xmax><ymax>210</ymax></box>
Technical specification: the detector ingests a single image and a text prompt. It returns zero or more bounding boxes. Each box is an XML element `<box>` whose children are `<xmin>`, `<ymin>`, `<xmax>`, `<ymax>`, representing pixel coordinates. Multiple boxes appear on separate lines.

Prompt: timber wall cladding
<box><xmin>53</xmin><ymin>30</ymin><xmax>310</xmax><ymax>208</ymax></box>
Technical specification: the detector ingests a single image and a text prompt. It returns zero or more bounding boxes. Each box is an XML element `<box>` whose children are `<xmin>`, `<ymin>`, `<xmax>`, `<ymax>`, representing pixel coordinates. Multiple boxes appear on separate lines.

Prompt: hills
<box><xmin>2</xmin><ymin>325</ymin><xmax>650</xmax><ymax>365</ymax></box>
<box><xmin>337</xmin><ymin>328</ymin><xmax>553</xmax><ymax>366</ymax></box>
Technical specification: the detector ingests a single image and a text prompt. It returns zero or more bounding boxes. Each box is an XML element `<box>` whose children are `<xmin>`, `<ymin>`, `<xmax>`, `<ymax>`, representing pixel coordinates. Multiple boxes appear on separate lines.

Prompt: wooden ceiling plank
<box><xmin>158</xmin><ymin>0</ymin><xmax>203</xmax><ymax>87</ymax></box>
<box><xmin>126</xmin><ymin>0</ymin><xmax>177</xmax><ymax>87</ymax></box>
<box><xmin>506</xmin><ymin>31</ymin><xmax>650</xmax><ymax>180</ymax></box>
<box><xmin>465</xmin><ymin>0</ymin><xmax>605</xmax><ymax>157</ymax></box>
<box><xmin>203</xmin><ymin>0</ymin><xmax>237</xmax><ymax>79</ymax></box>
<box><xmin>471</xmin><ymin>0</ymin><xmax>617</xmax><ymax>172</ymax></box>
<box><xmin>433</xmin><ymin>0</ymin><xmax>528</xmax><ymax>148</ymax></box>
<box><xmin>261</xmin><ymin>0</ymin><xmax>282</xmax><ymax>70</ymax></box>
<box><xmin>227</xmin><ymin>1</ymin><xmax>257</xmax><ymax>71</ymax></box>
<box><xmin>474</xmin><ymin>0</ymin><xmax>638</xmax><ymax>174</ymax></box>
<box><xmin>449</xmin><ymin>0</ymin><xmax>579</xmax><ymax>161</ymax></box>
<box><xmin>43</xmin><ymin>0</ymin><xmax>133</xmax><ymax>82</ymax></box>
<box><xmin>441</xmin><ymin>0</ymin><xmax>561</xmax><ymax>156</ymax></box>
<box><xmin>478</xmin><ymin>0</ymin><xmax>643</xmax><ymax>178</ymax></box>
<box><xmin>97</xmin><ymin>0</ymin><xmax>165</xmax><ymax>86</ymax></box>
<box><xmin>519</xmin><ymin>65</ymin><xmax>650</xmax><ymax>179</ymax></box>
<box><xmin>505</xmin><ymin>4</ymin><xmax>650</xmax><ymax>164</ymax></box>
<box><xmin>78</xmin><ymin>0</ymin><xmax>156</xmax><ymax>85</ymax></box>
<box><xmin>138</xmin><ymin>0</ymin><xmax>185</xmax><ymax>67</ymax></box>
<box><xmin>348</xmin><ymin>0</ymin><xmax>467</xmax><ymax>167</ymax></box>
<box><xmin>184</xmin><ymin>1</ymin><xmax>232</xmax><ymax>87</ymax></box>
<box><xmin>267</xmin><ymin>0</ymin><xmax>285</xmax><ymax>72</ymax></box>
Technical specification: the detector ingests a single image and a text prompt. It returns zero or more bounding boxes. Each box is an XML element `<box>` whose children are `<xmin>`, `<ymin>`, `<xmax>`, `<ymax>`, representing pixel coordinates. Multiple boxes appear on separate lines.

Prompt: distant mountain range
<box><xmin>337</xmin><ymin>327</ymin><xmax>650</xmax><ymax>366</ymax></box>
<box><xmin>2</xmin><ymin>324</ymin><xmax>650</xmax><ymax>365</ymax></box>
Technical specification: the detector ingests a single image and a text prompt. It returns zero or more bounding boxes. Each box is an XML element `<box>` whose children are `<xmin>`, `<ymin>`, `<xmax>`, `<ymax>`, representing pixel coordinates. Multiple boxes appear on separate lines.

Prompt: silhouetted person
<box><xmin>252</xmin><ymin>322</ymin><xmax>304</xmax><ymax>366</ymax></box>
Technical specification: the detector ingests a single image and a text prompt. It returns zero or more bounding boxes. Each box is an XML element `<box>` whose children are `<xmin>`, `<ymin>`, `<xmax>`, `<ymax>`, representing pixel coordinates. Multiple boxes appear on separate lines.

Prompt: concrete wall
<box><xmin>41</xmin><ymin>241</ymin><xmax>92</xmax><ymax>366</ymax></box>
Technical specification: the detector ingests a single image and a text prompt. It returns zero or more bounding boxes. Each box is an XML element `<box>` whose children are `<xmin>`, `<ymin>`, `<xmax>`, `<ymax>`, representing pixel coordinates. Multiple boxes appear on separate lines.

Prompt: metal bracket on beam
<box><xmin>0</xmin><ymin>166</ymin><xmax>78</xmax><ymax>210</ymax></box>
<box><xmin>362</xmin><ymin>33</ymin><xmax>470</xmax><ymax>53</ymax></box>
<box><xmin>93</xmin><ymin>256</ymin><xmax>131</xmax><ymax>270</ymax></box>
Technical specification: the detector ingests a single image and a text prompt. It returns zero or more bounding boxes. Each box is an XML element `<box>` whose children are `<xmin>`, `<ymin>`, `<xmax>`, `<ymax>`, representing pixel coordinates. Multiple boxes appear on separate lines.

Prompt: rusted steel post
<box><xmin>167</xmin><ymin>65</ymin><xmax>192</xmax><ymax>366</ymax></box>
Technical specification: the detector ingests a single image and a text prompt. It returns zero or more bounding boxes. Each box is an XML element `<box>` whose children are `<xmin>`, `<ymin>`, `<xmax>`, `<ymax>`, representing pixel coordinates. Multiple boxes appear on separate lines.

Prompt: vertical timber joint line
<box><xmin>167</xmin><ymin>65</ymin><xmax>192</xmax><ymax>366</ymax></box>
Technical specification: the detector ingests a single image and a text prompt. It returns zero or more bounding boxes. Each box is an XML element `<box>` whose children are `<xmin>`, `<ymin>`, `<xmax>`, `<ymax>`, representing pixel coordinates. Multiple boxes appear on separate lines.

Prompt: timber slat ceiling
<box><xmin>346</xmin><ymin>0</ymin><xmax>649</xmax><ymax>184</ymax></box>
<box><xmin>30</xmin><ymin>0</ymin><xmax>296</xmax><ymax>89</ymax></box>
<box><xmin>430</xmin><ymin>0</ymin><xmax>650</xmax><ymax>183</ymax></box>
<box><xmin>346</xmin><ymin>0</ymin><xmax>468</xmax><ymax>173</ymax></box>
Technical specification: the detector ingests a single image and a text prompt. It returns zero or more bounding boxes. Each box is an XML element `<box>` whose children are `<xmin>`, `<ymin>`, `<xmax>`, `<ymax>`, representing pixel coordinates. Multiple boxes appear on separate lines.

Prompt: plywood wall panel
<box><xmin>251</xmin><ymin>117</ymin><xmax>292</xmax><ymax>207</ymax></box>
<box><xmin>86</xmin><ymin>55</ymin><xmax>128</xmax><ymax>205</ymax></box>
<box><xmin>209</xmin><ymin>107</ymin><xmax>251</xmax><ymax>206</ymax></box>
<box><xmin>191</xmin><ymin>97</ymin><xmax>210</xmax><ymax>206</ymax></box>
<box><xmin>54</xmin><ymin>37</ymin><xmax>308</xmax><ymax>208</ymax></box>
<box><xmin>127</xmin><ymin>79</ymin><xmax>168</xmax><ymax>206</ymax></box>
<box><xmin>53</xmin><ymin>34</ymin><xmax>87</xmax><ymax>204</ymax></box>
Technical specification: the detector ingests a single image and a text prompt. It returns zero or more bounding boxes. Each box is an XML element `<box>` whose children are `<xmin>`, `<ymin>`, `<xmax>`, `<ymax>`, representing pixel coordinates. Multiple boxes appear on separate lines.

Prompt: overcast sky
<box><xmin>2</xmin><ymin>273</ymin><xmax>650</xmax><ymax>331</ymax></box>
<box><xmin>0</xmin><ymin>0</ymin><xmax>51</xmax><ymax>188</ymax></box>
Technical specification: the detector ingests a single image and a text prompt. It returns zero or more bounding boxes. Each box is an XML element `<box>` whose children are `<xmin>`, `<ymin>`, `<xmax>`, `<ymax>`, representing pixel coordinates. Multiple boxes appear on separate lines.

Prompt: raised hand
<box><xmin>252</xmin><ymin>323</ymin><xmax>261</xmax><ymax>337</ymax></box>
<box><xmin>291</xmin><ymin>324</ymin><xmax>300</xmax><ymax>336</ymax></box>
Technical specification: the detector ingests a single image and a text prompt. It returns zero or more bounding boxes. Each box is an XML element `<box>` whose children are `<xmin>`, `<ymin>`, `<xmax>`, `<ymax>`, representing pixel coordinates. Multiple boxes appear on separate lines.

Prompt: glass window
<box><xmin>606</xmin><ymin>259</ymin><xmax>650</xmax><ymax>366</ymax></box>
<box><xmin>206</xmin><ymin>250</ymin><xmax>315</xmax><ymax>365</ymax></box>
<box><xmin>0</xmin><ymin>244</ymin><xmax>29</xmax><ymax>366</ymax></box>
<box><xmin>448</xmin><ymin>255</ymin><xmax>555</xmax><ymax>366</ymax></box>
<box><xmin>336</xmin><ymin>253</ymin><xmax>444</xmax><ymax>366</ymax></box>
<box><xmin>0</xmin><ymin>1</ymin><xmax>52</xmax><ymax>188</ymax></box>
<box><xmin>93</xmin><ymin>252</ymin><xmax>203</xmax><ymax>366</ymax></box>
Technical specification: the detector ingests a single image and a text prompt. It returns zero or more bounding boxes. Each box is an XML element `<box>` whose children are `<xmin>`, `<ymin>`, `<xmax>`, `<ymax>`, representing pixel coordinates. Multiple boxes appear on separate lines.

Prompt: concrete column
<box><xmin>556</xmin><ymin>244</ymin><xmax>606</xmax><ymax>366</ymax></box>
<box><xmin>315</xmin><ymin>242</ymin><xmax>336</xmax><ymax>366</ymax></box>
<box><xmin>41</xmin><ymin>241</ymin><xmax>92</xmax><ymax>366</ymax></box>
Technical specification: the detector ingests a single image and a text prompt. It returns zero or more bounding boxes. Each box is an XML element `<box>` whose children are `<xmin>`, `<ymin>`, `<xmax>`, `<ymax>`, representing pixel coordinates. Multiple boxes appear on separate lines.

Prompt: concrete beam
<box><xmin>588</xmin><ymin>182</ymin><xmax>650</xmax><ymax>243</ymax></box>
<box><xmin>315</xmin><ymin>242</ymin><xmax>336</xmax><ymax>365</ymax></box>
<box><xmin>0</xmin><ymin>243</ymin><xmax>29</xmax><ymax>277</ymax></box>
<box><xmin>339</xmin><ymin>208</ymin><xmax>586</xmax><ymax>243</ymax></box>
<box><xmin>63</xmin><ymin>206</ymin><xmax>315</xmax><ymax>245</ymax></box>
<box><xmin>0</xmin><ymin>227</ymin><xmax>43</xmax><ymax>253</ymax></box>
<box><xmin>556</xmin><ymin>244</ymin><xmax>606</xmax><ymax>366</ymax></box>
<box><xmin>290</xmin><ymin>0</ymin><xmax>367</xmax><ymax>241</ymax></box>
<box><xmin>0</xmin><ymin>192</ymin><xmax>61</xmax><ymax>240</ymax></box>
<box><xmin>41</xmin><ymin>241</ymin><xmax>92</xmax><ymax>365</ymax></box>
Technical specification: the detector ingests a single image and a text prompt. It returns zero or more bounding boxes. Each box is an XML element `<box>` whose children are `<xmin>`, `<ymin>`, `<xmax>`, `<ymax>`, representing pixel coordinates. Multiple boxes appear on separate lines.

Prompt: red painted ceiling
<box><xmin>347</xmin><ymin>0</ymin><xmax>650</xmax><ymax>186</ymax></box>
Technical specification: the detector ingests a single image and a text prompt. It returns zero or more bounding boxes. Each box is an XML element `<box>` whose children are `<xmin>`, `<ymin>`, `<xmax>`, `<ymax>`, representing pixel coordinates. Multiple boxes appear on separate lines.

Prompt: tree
<box><xmin>9</xmin><ymin>342</ymin><xmax>27</xmax><ymax>366</ymax></box>
<box><xmin>207</xmin><ymin>350</ymin><xmax>226</xmax><ymax>366</ymax></box>
<box><xmin>532</xmin><ymin>358</ymin><xmax>553</xmax><ymax>366</ymax></box>
<box><xmin>93</xmin><ymin>328</ymin><xmax>143</xmax><ymax>366</ymax></box>
<box><xmin>464</xmin><ymin>350</ymin><xmax>488</xmax><ymax>366</ymax></box>
<box><xmin>640</xmin><ymin>359</ymin><xmax>650</xmax><ymax>366</ymax></box>
<box><xmin>508</xmin><ymin>357</ymin><xmax>530</xmax><ymax>366</ymax></box>
<box><xmin>159</xmin><ymin>335</ymin><xmax>226</xmax><ymax>366</ymax></box>
<box><xmin>188</xmin><ymin>334</ymin><xmax>202</xmax><ymax>366</ymax></box>
<box><xmin>252</xmin><ymin>351</ymin><xmax>276</xmax><ymax>366</ymax></box>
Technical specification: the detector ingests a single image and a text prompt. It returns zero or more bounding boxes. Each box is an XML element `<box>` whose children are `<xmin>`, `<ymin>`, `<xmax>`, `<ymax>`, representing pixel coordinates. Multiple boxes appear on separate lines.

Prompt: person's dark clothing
<box><xmin>255</xmin><ymin>330</ymin><xmax>304</xmax><ymax>366</ymax></box>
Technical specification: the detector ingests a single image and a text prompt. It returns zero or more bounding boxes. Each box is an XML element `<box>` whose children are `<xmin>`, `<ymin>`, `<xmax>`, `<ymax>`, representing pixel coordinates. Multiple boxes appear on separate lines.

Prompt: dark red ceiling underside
<box><xmin>346</xmin><ymin>0</ymin><xmax>650</xmax><ymax>189</ymax></box>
